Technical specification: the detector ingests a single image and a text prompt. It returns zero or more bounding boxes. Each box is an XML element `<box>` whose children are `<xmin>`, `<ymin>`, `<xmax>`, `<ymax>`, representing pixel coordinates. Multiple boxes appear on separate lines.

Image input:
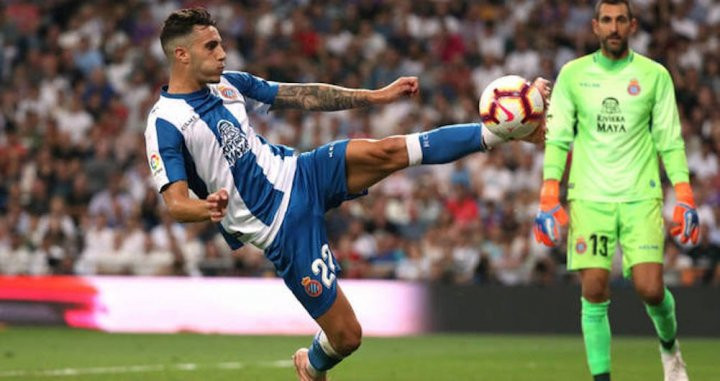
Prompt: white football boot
<box><xmin>661</xmin><ymin>342</ymin><xmax>689</xmax><ymax>381</ymax></box>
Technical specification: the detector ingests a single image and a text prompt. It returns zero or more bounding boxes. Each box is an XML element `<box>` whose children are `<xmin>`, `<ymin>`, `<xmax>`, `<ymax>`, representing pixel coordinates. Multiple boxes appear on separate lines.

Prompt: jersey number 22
<box><xmin>312</xmin><ymin>244</ymin><xmax>337</xmax><ymax>288</ymax></box>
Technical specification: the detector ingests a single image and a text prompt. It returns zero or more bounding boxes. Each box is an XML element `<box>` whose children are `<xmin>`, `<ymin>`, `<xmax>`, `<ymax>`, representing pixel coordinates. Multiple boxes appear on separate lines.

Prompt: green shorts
<box><xmin>567</xmin><ymin>199</ymin><xmax>664</xmax><ymax>277</ymax></box>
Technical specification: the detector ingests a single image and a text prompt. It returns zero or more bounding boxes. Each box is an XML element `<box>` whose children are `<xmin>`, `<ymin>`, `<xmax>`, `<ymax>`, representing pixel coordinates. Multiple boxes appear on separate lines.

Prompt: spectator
<box><xmin>0</xmin><ymin>1</ymin><xmax>716</xmax><ymax>286</ymax></box>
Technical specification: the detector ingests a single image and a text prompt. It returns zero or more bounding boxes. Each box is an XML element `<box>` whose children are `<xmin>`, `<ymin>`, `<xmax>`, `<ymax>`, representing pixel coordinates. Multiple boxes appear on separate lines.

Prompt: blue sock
<box><xmin>417</xmin><ymin>123</ymin><xmax>485</xmax><ymax>164</ymax></box>
<box><xmin>307</xmin><ymin>332</ymin><xmax>342</xmax><ymax>372</ymax></box>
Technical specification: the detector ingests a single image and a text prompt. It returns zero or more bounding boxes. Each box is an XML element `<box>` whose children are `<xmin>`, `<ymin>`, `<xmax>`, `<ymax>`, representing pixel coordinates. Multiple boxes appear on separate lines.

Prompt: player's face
<box><xmin>592</xmin><ymin>4</ymin><xmax>637</xmax><ymax>58</ymax></box>
<box><xmin>188</xmin><ymin>25</ymin><xmax>226</xmax><ymax>84</ymax></box>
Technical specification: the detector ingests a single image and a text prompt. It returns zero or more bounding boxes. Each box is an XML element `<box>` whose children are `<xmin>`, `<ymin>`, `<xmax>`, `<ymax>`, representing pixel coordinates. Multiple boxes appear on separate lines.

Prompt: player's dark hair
<box><xmin>160</xmin><ymin>8</ymin><xmax>216</xmax><ymax>56</ymax></box>
<box><xmin>594</xmin><ymin>0</ymin><xmax>634</xmax><ymax>20</ymax></box>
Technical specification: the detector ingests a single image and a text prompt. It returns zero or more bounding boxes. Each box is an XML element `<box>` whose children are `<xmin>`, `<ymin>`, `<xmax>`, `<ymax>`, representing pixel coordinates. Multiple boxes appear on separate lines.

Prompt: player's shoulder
<box><xmin>631</xmin><ymin>51</ymin><xmax>670</xmax><ymax>76</ymax></box>
<box><xmin>220</xmin><ymin>70</ymin><xmax>252</xmax><ymax>87</ymax></box>
<box><xmin>558</xmin><ymin>53</ymin><xmax>595</xmax><ymax>74</ymax></box>
<box><xmin>221</xmin><ymin>70</ymin><xmax>249</xmax><ymax>79</ymax></box>
<box><xmin>145</xmin><ymin>96</ymin><xmax>197</xmax><ymax>132</ymax></box>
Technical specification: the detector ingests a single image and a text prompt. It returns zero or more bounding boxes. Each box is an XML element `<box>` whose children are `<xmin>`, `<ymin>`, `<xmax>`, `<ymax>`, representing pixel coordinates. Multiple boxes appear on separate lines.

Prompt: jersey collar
<box><xmin>593</xmin><ymin>49</ymin><xmax>634</xmax><ymax>71</ymax></box>
<box><xmin>161</xmin><ymin>85</ymin><xmax>210</xmax><ymax>100</ymax></box>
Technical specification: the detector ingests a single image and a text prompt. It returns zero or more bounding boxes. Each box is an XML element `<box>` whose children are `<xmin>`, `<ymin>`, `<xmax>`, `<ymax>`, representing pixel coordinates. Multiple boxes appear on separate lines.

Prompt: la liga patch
<box><xmin>149</xmin><ymin>152</ymin><xmax>163</xmax><ymax>175</ymax></box>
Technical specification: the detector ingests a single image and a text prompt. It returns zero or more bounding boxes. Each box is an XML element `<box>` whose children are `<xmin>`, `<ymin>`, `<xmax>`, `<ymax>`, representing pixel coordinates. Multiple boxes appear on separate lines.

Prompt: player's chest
<box><xmin>575</xmin><ymin>73</ymin><xmax>654</xmax><ymax>134</ymax></box>
<box><xmin>209</xmin><ymin>85</ymin><xmax>248</xmax><ymax>115</ymax></box>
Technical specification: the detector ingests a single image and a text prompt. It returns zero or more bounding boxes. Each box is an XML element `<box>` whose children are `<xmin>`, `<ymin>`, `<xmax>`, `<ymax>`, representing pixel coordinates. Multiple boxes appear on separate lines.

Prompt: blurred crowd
<box><xmin>0</xmin><ymin>0</ymin><xmax>718</xmax><ymax>286</ymax></box>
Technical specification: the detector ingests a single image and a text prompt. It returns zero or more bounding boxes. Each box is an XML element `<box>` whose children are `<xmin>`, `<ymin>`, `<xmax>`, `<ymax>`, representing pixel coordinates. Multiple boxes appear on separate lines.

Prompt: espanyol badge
<box><xmin>627</xmin><ymin>79</ymin><xmax>641</xmax><ymax>96</ymax></box>
<box><xmin>576</xmin><ymin>237</ymin><xmax>587</xmax><ymax>255</ymax></box>
<box><xmin>218</xmin><ymin>85</ymin><xmax>238</xmax><ymax>100</ymax></box>
<box><xmin>302</xmin><ymin>276</ymin><xmax>322</xmax><ymax>297</ymax></box>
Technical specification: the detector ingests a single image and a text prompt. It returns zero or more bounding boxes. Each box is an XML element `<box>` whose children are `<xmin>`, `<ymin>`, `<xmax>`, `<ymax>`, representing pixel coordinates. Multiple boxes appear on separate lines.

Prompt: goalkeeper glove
<box><xmin>670</xmin><ymin>182</ymin><xmax>699</xmax><ymax>245</ymax></box>
<box><xmin>533</xmin><ymin>179</ymin><xmax>569</xmax><ymax>247</ymax></box>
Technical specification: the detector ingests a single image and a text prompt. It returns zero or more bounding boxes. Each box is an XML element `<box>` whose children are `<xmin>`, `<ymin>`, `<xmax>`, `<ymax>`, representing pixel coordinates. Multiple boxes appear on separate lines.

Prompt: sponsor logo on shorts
<box><xmin>302</xmin><ymin>276</ymin><xmax>323</xmax><ymax>297</ymax></box>
<box><xmin>575</xmin><ymin>237</ymin><xmax>587</xmax><ymax>254</ymax></box>
<box><xmin>638</xmin><ymin>244</ymin><xmax>659</xmax><ymax>250</ymax></box>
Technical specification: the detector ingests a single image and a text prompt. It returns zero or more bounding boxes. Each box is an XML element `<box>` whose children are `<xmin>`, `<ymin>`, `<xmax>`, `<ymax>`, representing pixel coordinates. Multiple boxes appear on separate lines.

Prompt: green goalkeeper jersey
<box><xmin>543</xmin><ymin>50</ymin><xmax>689</xmax><ymax>202</ymax></box>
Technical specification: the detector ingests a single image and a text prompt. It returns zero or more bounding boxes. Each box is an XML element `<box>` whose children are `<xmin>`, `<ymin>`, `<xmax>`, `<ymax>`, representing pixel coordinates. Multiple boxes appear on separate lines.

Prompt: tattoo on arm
<box><xmin>271</xmin><ymin>84</ymin><xmax>372</xmax><ymax>111</ymax></box>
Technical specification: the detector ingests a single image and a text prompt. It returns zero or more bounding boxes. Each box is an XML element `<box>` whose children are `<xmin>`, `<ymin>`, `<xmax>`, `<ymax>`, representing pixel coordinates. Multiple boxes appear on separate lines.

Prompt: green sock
<box><xmin>581</xmin><ymin>298</ymin><xmax>611</xmax><ymax>376</ymax></box>
<box><xmin>645</xmin><ymin>288</ymin><xmax>677</xmax><ymax>352</ymax></box>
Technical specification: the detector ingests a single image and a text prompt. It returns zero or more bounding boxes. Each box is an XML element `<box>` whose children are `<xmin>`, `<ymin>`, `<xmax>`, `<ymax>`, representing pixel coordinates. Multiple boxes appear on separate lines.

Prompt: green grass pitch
<box><xmin>1</xmin><ymin>327</ymin><xmax>718</xmax><ymax>380</ymax></box>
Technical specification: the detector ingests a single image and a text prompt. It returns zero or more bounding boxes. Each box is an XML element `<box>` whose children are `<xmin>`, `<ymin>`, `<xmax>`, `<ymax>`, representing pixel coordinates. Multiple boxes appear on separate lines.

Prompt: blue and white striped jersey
<box><xmin>145</xmin><ymin>71</ymin><xmax>297</xmax><ymax>250</ymax></box>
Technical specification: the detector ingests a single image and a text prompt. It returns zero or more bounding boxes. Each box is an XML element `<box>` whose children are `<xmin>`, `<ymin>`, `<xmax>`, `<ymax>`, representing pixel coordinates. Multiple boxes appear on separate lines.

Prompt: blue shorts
<box><xmin>265</xmin><ymin>140</ymin><xmax>366</xmax><ymax>319</ymax></box>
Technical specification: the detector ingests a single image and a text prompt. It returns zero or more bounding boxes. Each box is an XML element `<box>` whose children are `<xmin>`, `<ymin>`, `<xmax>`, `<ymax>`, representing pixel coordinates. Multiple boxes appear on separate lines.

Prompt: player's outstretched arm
<box><xmin>270</xmin><ymin>76</ymin><xmax>419</xmax><ymax>111</ymax></box>
<box><xmin>161</xmin><ymin>181</ymin><xmax>228</xmax><ymax>223</ymax></box>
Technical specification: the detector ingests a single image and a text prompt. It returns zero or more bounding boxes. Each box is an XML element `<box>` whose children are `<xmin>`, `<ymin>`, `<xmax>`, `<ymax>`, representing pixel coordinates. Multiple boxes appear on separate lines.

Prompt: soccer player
<box><xmin>146</xmin><ymin>8</ymin><xmax>548</xmax><ymax>381</ymax></box>
<box><xmin>533</xmin><ymin>1</ymin><xmax>697</xmax><ymax>381</ymax></box>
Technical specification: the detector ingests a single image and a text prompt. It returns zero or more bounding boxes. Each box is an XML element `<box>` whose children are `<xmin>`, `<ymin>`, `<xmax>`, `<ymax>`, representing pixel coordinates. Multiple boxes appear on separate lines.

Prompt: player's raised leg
<box><xmin>345</xmin><ymin>123</ymin><xmax>491</xmax><ymax>193</ymax></box>
<box><xmin>580</xmin><ymin>268</ymin><xmax>612</xmax><ymax>381</ymax></box>
<box><xmin>343</xmin><ymin>79</ymin><xmax>549</xmax><ymax>193</ymax></box>
<box><xmin>293</xmin><ymin>287</ymin><xmax>360</xmax><ymax>381</ymax></box>
<box><xmin>632</xmin><ymin>263</ymin><xmax>688</xmax><ymax>381</ymax></box>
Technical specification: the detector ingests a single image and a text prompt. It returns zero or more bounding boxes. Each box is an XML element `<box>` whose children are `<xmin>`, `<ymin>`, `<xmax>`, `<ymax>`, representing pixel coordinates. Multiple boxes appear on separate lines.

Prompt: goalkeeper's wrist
<box><xmin>539</xmin><ymin>179</ymin><xmax>560</xmax><ymax>209</ymax></box>
<box><xmin>674</xmin><ymin>182</ymin><xmax>696</xmax><ymax>206</ymax></box>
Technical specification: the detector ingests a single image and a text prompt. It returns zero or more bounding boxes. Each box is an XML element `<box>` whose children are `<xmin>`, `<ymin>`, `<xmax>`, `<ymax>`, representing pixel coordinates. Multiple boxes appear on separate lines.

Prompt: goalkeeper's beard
<box><xmin>601</xmin><ymin>36</ymin><xmax>629</xmax><ymax>59</ymax></box>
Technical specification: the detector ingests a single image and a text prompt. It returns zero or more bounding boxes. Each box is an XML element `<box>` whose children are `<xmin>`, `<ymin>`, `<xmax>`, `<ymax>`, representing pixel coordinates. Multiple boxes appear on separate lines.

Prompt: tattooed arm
<box><xmin>271</xmin><ymin>84</ymin><xmax>372</xmax><ymax>111</ymax></box>
<box><xmin>270</xmin><ymin>76</ymin><xmax>419</xmax><ymax>112</ymax></box>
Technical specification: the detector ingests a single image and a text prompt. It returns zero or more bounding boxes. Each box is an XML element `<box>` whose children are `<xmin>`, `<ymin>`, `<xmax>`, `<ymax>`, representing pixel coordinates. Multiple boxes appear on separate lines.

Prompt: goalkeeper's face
<box><xmin>592</xmin><ymin>3</ymin><xmax>637</xmax><ymax>59</ymax></box>
<box><xmin>187</xmin><ymin>25</ymin><xmax>227</xmax><ymax>84</ymax></box>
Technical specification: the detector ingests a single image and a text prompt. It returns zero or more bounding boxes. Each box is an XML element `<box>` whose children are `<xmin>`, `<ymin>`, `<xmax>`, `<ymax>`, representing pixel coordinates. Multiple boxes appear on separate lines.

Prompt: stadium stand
<box><xmin>0</xmin><ymin>0</ymin><xmax>718</xmax><ymax>286</ymax></box>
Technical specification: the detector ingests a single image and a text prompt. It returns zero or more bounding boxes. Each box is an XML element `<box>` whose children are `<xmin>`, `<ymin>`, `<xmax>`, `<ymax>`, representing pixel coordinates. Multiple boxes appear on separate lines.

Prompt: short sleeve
<box><xmin>222</xmin><ymin>71</ymin><xmax>279</xmax><ymax>105</ymax></box>
<box><xmin>145</xmin><ymin>118</ymin><xmax>187</xmax><ymax>192</ymax></box>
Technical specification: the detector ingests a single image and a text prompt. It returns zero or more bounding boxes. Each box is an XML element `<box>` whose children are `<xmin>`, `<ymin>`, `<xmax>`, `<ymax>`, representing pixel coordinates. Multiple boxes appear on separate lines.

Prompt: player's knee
<box><xmin>372</xmin><ymin>137</ymin><xmax>407</xmax><ymax>171</ymax></box>
<box><xmin>635</xmin><ymin>282</ymin><xmax>664</xmax><ymax>304</ymax></box>
<box><xmin>582</xmin><ymin>282</ymin><xmax>609</xmax><ymax>303</ymax></box>
<box><xmin>335</xmin><ymin>322</ymin><xmax>362</xmax><ymax>356</ymax></box>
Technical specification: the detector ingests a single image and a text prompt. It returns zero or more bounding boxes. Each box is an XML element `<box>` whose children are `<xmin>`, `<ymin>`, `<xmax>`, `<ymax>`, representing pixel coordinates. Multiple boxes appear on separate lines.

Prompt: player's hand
<box><xmin>372</xmin><ymin>76</ymin><xmax>419</xmax><ymax>104</ymax></box>
<box><xmin>670</xmin><ymin>182</ymin><xmax>699</xmax><ymax>245</ymax></box>
<box><xmin>520</xmin><ymin>77</ymin><xmax>551</xmax><ymax>146</ymax></box>
<box><xmin>207</xmin><ymin>188</ymin><xmax>229</xmax><ymax>222</ymax></box>
<box><xmin>531</xmin><ymin>77</ymin><xmax>552</xmax><ymax>104</ymax></box>
<box><xmin>519</xmin><ymin>118</ymin><xmax>546</xmax><ymax>145</ymax></box>
<box><xmin>533</xmin><ymin>180</ymin><xmax>568</xmax><ymax>247</ymax></box>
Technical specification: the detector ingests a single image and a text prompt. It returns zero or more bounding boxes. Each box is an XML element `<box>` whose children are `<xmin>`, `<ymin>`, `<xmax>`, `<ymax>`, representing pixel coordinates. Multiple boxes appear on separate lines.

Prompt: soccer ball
<box><xmin>479</xmin><ymin>75</ymin><xmax>545</xmax><ymax>140</ymax></box>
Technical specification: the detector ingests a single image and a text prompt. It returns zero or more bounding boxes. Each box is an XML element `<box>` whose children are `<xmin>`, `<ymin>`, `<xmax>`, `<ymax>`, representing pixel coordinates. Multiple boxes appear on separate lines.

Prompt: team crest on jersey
<box><xmin>218</xmin><ymin>119</ymin><xmax>249</xmax><ymax>166</ymax></box>
<box><xmin>302</xmin><ymin>277</ymin><xmax>323</xmax><ymax>297</ymax></box>
<box><xmin>575</xmin><ymin>237</ymin><xmax>587</xmax><ymax>254</ymax></box>
<box><xmin>627</xmin><ymin>79</ymin><xmax>641</xmax><ymax>95</ymax></box>
<box><xmin>149</xmin><ymin>152</ymin><xmax>163</xmax><ymax>175</ymax></box>
<box><xmin>218</xmin><ymin>85</ymin><xmax>239</xmax><ymax>100</ymax></box>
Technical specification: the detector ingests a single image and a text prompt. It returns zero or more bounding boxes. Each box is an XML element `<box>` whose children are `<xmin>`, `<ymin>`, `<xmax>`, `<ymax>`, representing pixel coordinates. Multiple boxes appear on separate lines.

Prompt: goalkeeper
<box><xmin>534</xmin><ymin>1</ymin><xmax>697</xmax><ymax>381</ymax></box>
